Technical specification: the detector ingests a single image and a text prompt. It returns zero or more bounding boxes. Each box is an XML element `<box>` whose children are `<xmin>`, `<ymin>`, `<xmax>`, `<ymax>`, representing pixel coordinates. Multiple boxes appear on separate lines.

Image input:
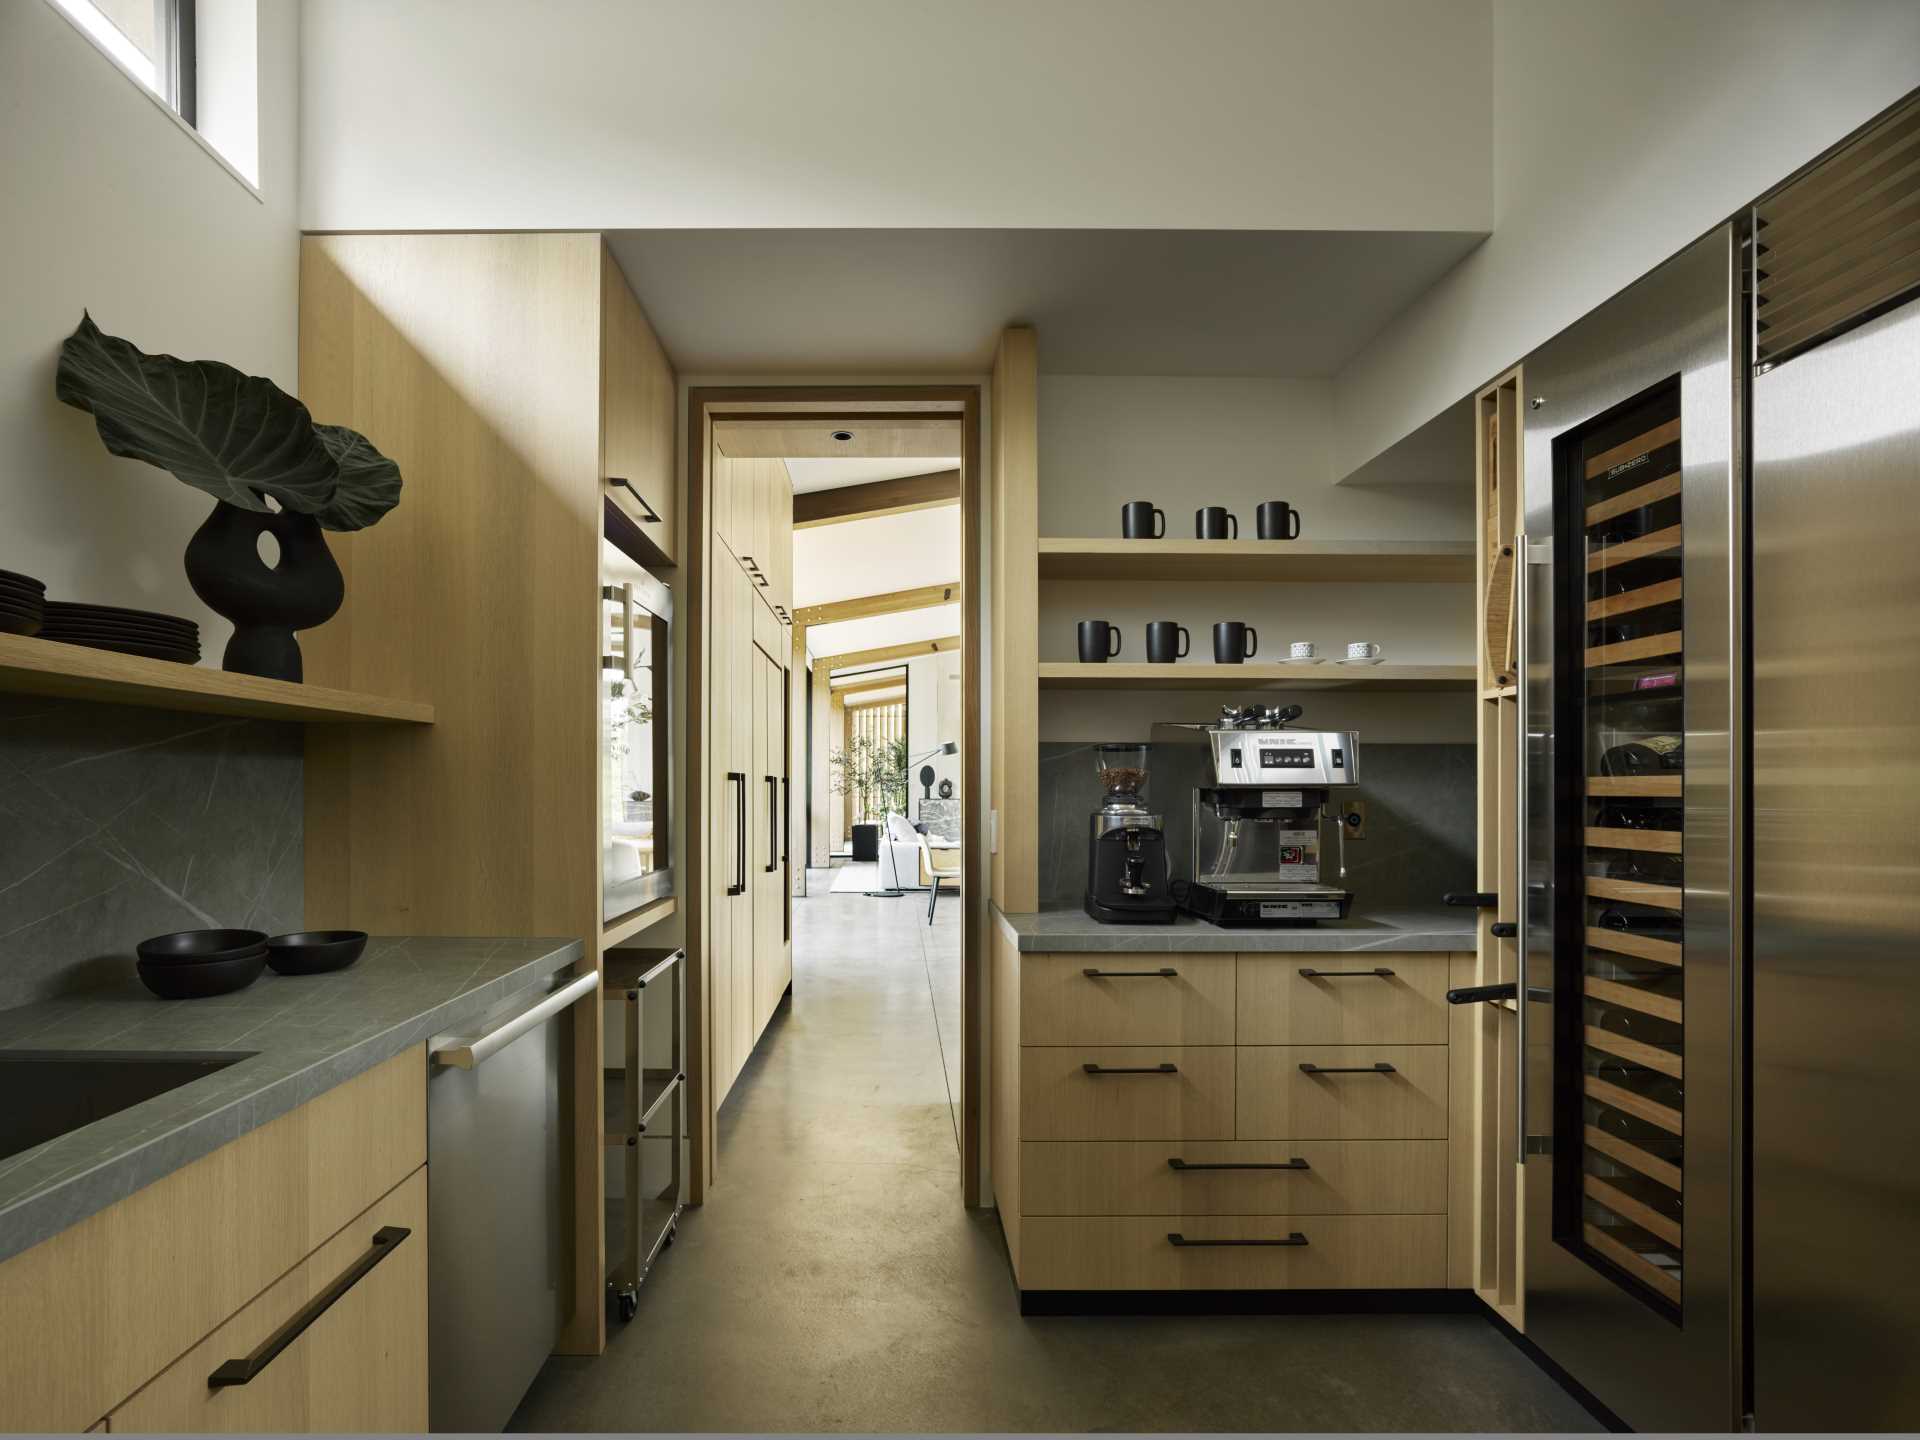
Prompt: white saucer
<box><xmin>1339</xmin><ymin>656</ymin><xmax>1386</xmax><ymax>666</ymax></box>
<box><xmin>1287</xmin><ymin>656</ymin><xmax>1327</xmax><ymax>665</ymax></box>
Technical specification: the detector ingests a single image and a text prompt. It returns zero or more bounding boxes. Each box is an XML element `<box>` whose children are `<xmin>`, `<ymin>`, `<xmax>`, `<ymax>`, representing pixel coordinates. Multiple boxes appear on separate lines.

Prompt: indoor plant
<box><xmin>55</xmin><ymin>313</ymin><xmax>403</xmax><ymax>681</ymax></box>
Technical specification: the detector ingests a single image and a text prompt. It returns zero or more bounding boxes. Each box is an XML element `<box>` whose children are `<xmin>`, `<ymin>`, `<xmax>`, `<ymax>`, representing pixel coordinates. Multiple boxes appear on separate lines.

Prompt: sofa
<box><xmin>876</xmin><ymin>812</ymin><xmax>929</xmax><ymax>891</ymax></box>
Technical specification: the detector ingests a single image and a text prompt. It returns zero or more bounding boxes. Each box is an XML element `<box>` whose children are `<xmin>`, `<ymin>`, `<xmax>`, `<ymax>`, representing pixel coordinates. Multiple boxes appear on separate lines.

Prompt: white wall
<box><xmin>300</xmin><ymin>0</ymin><xmax>1491</xmax><ymax>234</ymax></box>
<box><xmin>1039</xmin><ymin>376</ymin><xmax>1474</xmax><ymax>542</ymax></box>
<box><xmin>904</xmin><ymin>649</ymin><xmax>962</xmax><ymax>824</ymax></box>
<box><xmin>0</xmin><ymin>0</ymin><xmax>299</xmax><ymax>648</ymax></box>
<box><xmin>1334</xmin><ymin>0</ymin><xmax>1920</xmax><ymax>476</ymax></box>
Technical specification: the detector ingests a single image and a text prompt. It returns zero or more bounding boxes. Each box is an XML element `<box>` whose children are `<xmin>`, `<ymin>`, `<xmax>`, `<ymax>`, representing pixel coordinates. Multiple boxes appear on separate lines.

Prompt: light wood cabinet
<box><xmin>109</xmin><ymin>1170</ymin><xmax>428</xmax><ymax>1434</ymax></box>
<box><xmin>710</xmin><ymin>456</ymin><xmax>795</xmax><ymax>623</ymax></box>
<box><xmin>601</xmin><ymin>252</ymin><xmax>676</xmax><ymax>562</ymax></box>
<box><xmin>754</xmin><ymin>647</ymin><xmax>791</xmax><ymax>1034</ymax></box>
<box><xmin>992</xmin><ymin>944</ymin><xmax>1469</xmax><ymax>1296</ymax></box>
<box><xmin>0</xmin><ymin>1048</ymin><xmax>426</xmax><ymax>1432</ymax></box>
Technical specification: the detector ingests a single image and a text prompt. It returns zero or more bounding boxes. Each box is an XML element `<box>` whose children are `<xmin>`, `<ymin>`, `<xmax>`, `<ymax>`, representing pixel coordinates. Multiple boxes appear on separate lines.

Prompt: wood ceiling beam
<box><xmin>792</xmin><ymin>581</ymin><xmax>962</xmax><ymax>627</ymax></box>
<box><xmin>816</xmin><ymin>635</ymin><xmax>960</xmax><ymax>673</ymax></box>
<box><xmin>842</xmin><ymin>687</ymin><xmax>907</xmax><ymax>709</ymax></box>
<box><xmin>792</xmin><ymin>470</ymin><xmax>959</xmax><ymax>528</ymax></box>
<box><xmin>830</xmin><ymin>672</ymin><xmax>908</xmax><ymax>697</ymax></box>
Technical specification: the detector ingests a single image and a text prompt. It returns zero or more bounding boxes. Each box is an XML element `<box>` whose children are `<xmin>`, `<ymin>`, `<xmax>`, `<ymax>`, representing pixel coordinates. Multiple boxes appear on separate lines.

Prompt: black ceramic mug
<box><xmin>1196</xmin><ymin>506</ymin><xmax>1239</xmax><ymax>540</ymax></box>
<box><xmin>1145</xmin><ymin>621</ymin><xmax>1190</xmax><ymax>664</ymax></box>
<box><xmin>1121</xmin><ymin>501</ymin><xmax>1166</xmax><ymax>539</ymax></box>
<box><xmin>1213</xmin><ymin>621</ymin><xmax>1258</xmax><ymax>663</ymax></box>
<box><xmin>1256</xmin><ymin>500</ymin><xmax>1303</xmax><ymax>540</ymax></box>
<box><xmin>1078</xmin><ymin>620</ymin><xmax>1122</xmax><ymax>663</ymax></box>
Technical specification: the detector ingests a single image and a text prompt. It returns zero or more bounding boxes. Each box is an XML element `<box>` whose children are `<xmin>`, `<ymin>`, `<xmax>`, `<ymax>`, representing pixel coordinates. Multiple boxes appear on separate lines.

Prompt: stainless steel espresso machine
<box><xmin>1176</xmin><ymin>704</ymin><xmax>1360</xmax><ymax>926</ymax></box>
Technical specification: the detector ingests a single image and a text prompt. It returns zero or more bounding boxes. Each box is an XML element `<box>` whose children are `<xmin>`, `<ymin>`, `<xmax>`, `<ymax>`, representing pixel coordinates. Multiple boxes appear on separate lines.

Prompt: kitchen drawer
<box><xmin>109</xmin><ymin>1167</ymin><xmax>428</xmax><ymax>1433</ymax></box>
<box><xmin>1021</xmin><ymin>953</ymin><xmax>1234</xmax><ymax>1046</ymax></box>
<box><xmin>1237</xmin><ymin>1046</ymin><xmax>1449</xmax><ymax>1140</ymax></box>
<box><xmin>1236</xmin><ymin>953</ymin><xmax>1451</xmax><ymax>1045</ymax></box>
<box><xmin>1018</xmin><ymin>1213</ymin><xmax>1447</xmax><ymax>1291</ymax></box>
<box><xmin>0</xmin><ymin>1045</ymin><xmax>425</xmax><ymax>1433</ymax></box>
<box><xmin>1020</xmin><ymin>1139</ymin><xmax>1448</xmax><ymax>1216</ymax></box>
<box><xmin>1020</xmin><ymin>1046</ymin><xmax>1234</xmax><ymax>1141</ymax></box>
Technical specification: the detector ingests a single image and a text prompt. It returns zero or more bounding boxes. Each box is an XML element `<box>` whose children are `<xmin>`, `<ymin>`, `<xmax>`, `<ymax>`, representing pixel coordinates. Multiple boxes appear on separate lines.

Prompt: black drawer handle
<box><xmin>607</xmin><ymin>476</ymin><xmax>661</xmax><ymax>523</ymax></box>
<box><xmin>1082</xmin><ymin>967</ymin><xmax>1178</xmax><ymax>978</ymax></box>
<box><xmin>1446</xmin><ymin>982</ymin><xmax>1551</xmax><ymax>1005</ymax></box>
<box><xmin>1082</xmin><ymin>1062</ymin><xmax>1178</xmax><ymax>1075</ymax></box>
<box><xmin>1298</xmin><ymin>966</ymin><xmax>1395</xmax><ymax>979</ymax></box>
<box><xmin>1168</xmin><ymin>1231</ymin><xmax>1308</xmax><ymax>1248</ymax></box>
<box><xmin>1443</xmin><ymin>891</ymin><xmax>1498</xmax><ymax>909</ymax></box>
<box><xmin>1298</xmin><ymin>1061</ymin><xmax>1396</xmax><ymax>1075</ymax></box>
<box><xmin>209</xmin><ymin>1226</ymin><xmax>411</xmax><ymax>1388</ymax></box>
<box><xmin>1489</xmin><ymin>921</ymin><xmax>1518</xmax><ymax>939</ymax></box>
<box><xmin>1168</xmin><ymin>1157</ymin><xmax>1309</xmax><ymax>1172</ymax></box>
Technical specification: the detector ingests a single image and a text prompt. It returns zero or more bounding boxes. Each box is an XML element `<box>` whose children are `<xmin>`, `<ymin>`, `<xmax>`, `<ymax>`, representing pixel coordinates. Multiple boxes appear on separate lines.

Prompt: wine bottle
<box><xmin>1592</xmin><ymin>1000</ymin><xmax>1684</xmax><ymax>1050</ymax></box>
<box><xmin>1600</xmin><ymin>736</ymin><xmax>1683</xmax><ymax>775</ymax></box>
<box><xmin>1588</xmin><ymin>1161</ymin><xmax>1684</xmax><ymax>1223</ymax></box>
<box><xmin>1596</xmin><ymin>908</ymin><xmax>1683</xmax><ymax>943</ymax></box>
<box><xmin>1595</xmin><ymin>802</ymin><xmax>1683</xmax><ymax>832</ymax></box>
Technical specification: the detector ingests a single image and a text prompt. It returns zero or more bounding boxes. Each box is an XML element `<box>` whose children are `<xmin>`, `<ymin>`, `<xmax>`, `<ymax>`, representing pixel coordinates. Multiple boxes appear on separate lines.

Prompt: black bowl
<box><xmin>137</xmin><ymin>929</ymin><xmax>269</xmax><ymax>965</ymax></box>
<box><xmin>265</xmin><ymin>930</ymin><xmax>369</xmax><ymax>975</ymax></box>
<box><xmin>137</xmin><ymin>951</ymin><xmax>266</xmax><ymax>999</ymax></box>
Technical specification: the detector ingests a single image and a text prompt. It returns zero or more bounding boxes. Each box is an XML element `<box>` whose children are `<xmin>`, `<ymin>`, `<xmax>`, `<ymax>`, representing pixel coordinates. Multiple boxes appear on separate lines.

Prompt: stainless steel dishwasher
<box><xmin>426</xmin><ymin>968</ymin><xmax>598</xmax><ymax>1434</ymax></box>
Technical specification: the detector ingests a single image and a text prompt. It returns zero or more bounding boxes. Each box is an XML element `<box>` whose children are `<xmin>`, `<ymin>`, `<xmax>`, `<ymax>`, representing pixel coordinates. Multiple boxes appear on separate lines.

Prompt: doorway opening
<box><xmin>688</xmin><ymin>387</ymin><xmax>982</xmax><ymax>1204</ymax></box>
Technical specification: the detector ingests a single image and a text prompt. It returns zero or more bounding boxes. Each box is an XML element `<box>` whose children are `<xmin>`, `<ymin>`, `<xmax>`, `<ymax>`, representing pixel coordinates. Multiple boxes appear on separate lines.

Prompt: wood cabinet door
<box><xmin>728</xmin><ymin>561</ymin><xmax>757</xmax><ymax>1084</ymax></box>
<box><xmin>109</xmin><ymin>1169</ymin><xmax>428</xmax><ymax>1434</ymax></box>
<box><xmin>769</xmin><ymin>460</ymin><xmax>794</xmax><ymax>616</ymax></box>
<box><xmin>600</xmin><ymin>250</ymin><xmax>674</xmax><ymax>561</ymax></box>
<box><xmin>750</xmin><ymin>457</ymin><xmax>775</xmax><ymax>585</ymax></box>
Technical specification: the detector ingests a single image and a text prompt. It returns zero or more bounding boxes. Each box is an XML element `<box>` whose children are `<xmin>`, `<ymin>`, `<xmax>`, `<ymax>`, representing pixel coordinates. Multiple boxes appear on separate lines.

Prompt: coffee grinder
<box><xmin>1178</xmin><ymin>703</ymin><xmax>1362</xmax><ymax>926</ymax></box>
<box><xmin>1083</xmin><ymin>742</ymin><xmax>1177</xmax><ymax>924</ymax></box>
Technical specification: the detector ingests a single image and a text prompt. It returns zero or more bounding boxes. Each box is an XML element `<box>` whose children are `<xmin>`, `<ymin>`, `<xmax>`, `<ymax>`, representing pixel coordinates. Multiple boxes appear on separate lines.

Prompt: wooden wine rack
<box><xmin>1577</xmin><ymin>401</ymin><xmax>1686</xmax><ymax>1315</ymax></box>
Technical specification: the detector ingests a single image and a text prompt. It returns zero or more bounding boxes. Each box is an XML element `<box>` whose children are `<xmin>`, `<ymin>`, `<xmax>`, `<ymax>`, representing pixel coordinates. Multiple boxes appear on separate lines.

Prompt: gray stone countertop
<box><xmin>0</xmin><ymin>934</ymin><xmax>582</xmax><ymax>1266</ymax></box>
<box><xmin>993</xmin><ymin>903</ymin><xmax>1475</xmax><ymax>953</ymax></box>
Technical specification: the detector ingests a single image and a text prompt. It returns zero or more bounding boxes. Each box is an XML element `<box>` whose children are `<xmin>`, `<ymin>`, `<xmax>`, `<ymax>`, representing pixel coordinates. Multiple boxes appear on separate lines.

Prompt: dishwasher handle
<box><xmin>431</xmin><ymin>970</ymin><xmax>600</xmax><ymax>1070</ymax></box>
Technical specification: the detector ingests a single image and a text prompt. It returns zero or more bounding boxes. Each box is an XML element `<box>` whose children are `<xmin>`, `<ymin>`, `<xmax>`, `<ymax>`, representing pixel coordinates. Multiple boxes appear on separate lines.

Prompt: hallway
<box><xmin>510</xmin><ymin>879</ymin><xmax>1597</xmax><ymax>1433</ymax></box>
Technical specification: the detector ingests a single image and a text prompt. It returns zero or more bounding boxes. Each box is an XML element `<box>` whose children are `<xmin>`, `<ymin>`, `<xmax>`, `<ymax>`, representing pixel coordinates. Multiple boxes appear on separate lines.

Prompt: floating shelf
<box><xmin>601</xmin><ymin>895</ymin><xmax>677</xmax><ymax>950</ymax></box>
<box><xmin>1037</xmin><ymin>538</ymin><xmax>1474</xmax><ymax>583</ymax></box>
<box><xmin>1037</xmin><ymin>661</ymin><xmax>1475</xmax><ymax>692</ymax></box>
<box><xmin>0</xmin><ymin>633</ymin><xmax>434</xmax><ymax>725</ymax></box>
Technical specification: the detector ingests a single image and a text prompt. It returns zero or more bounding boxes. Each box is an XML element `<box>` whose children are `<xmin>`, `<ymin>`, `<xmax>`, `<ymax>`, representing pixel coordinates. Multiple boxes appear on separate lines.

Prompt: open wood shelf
<box><xmin>1584</xmin><ymin>1124</ymin><xmax>1682</xmax><ymax>1193</ymax></box>
<box><xmin>1586</xmin><ymin>875</ymin><xmax>1684</xmax><ymax>909</ymax></box>
<box><xmin>1587</xmin><ymin>976</ymin><xmax>1683</xmax><ymax>1024</ymax></box>
<box><xmin>0</xmin><ymin>632</ymin><xmax>434</xmax><ymax>724</ymax></box>
<box><xmin>1588</xmin><ymin>525</ymin><xmax>1682</xmax><ymax>573</ymax></box>
<box><xmin>1585</xmin><ymin>1024</ymin><xmax>1684</xmax><ymax>1080</ymax></box>
<box><xmin>1585</xmin><ymin>1074</ymin><xmax>1683</xmax><ymax>1137</ymax></box>
<box><xmin>601</xmin><ymin>895</ymin><xmax>677</xmax><ymax>950</ymax></box>
<box><xmin>1037</xmin><ymin>537</ymin><xmax>1473</xmax><ymax>583</ymax></box>
<box><xmin>1037</xmin><ymin>661</ymin><xmax>1476</xmax><ymax>692</ymax></box>
<box><xmin>1587</xmin><ymin>925</ymin><xmax>1682</xmax><ymax>968</ymax></box>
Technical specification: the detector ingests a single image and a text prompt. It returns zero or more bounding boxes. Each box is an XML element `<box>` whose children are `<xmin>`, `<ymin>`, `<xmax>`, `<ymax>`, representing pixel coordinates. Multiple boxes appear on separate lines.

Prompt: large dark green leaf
<box><xmin>312</xmin><ymin>425</ymin><xmax>403</xmax><ymax>531</ymax></box>
<box><xmin>55</xmin><ymin>313</ymin><xmax>337</xmax><ymax>515</ymax></box>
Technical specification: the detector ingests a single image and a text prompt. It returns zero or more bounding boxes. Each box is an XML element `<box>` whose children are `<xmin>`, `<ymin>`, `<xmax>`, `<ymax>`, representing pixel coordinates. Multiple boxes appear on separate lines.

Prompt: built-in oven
<box><xmin>602</xmin><ymin>560</ymin><xmax>672</xmax><ymax>924</ymax></box>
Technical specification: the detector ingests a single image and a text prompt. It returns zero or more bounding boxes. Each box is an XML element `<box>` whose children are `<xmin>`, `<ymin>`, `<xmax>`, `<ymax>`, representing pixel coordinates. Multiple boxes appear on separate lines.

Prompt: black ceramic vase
<box><xmin>183</xmin><ymin>500</ymin><xmax>344</xmax><ymax>682</ymax></box>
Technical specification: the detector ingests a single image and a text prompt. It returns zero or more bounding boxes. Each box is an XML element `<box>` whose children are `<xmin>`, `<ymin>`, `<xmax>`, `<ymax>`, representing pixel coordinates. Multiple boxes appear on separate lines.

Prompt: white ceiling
<box><xmin>806</xmin><ymin>606</ymin><xmax>960</xmax><ymax>662</ymax></box>
<box><xmin>792</xmin><ymin>507</ymin><xmax>962</xmax><ymax>609</ymax></box>
<box><xmin>607</xmin><ymin>229</ymin><xmax>1485</xmax><ymax>378</ymax></box>
<box><xmin>784</xmin><ymin>457</ymin><xmax>959</xmax><ymax>495</ymax></box>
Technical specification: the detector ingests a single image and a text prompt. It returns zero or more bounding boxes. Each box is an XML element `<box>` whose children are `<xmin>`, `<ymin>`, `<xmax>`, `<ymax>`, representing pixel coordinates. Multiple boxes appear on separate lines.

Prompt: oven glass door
<box><xmin>604</xmin><ymin>580</ymin><xmax>671</xmax><ymax>922</ymax></box>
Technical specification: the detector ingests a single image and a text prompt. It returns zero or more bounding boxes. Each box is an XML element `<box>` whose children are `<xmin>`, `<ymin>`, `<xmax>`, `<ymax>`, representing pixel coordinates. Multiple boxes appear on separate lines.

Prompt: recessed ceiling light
<box><xmin>831</xmin><ymin>430</ymin><xmax>855</xmax><ymax>442</ymax></box>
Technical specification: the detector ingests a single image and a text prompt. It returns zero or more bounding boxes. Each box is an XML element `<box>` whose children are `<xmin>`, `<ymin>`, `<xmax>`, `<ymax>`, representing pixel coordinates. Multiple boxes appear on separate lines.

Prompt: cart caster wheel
<box><xmin>616</xmin><ymin>1287</ymin><xmax>638</xmax><ymax>1322</ymax></box>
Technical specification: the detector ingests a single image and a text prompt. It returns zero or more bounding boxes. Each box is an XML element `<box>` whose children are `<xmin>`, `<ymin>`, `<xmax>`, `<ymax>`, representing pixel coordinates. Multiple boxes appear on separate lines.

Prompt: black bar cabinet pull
<box><xmin>1167</xmin><ymin>1231</ymin><xmax>1308</xmax><ymax>1248</ymax></box>
<box><xmin>1082</xmin><ymin>967</ymin><xmax>1178</xmax><ymax>978</ymax></box>
<box><xmin>726</xmin><ymin>773</ymin><xmax>747</xmax><ymax>895</ymax></box>
<box><xmin>764</xmin><ymin>775</ymin><xmax>779</xmax><ymax>873</ymax></box>
<box><xmin>1443</xmin><ymin>891</ymin><xmax>1499</xmax><ymax>909</ymax></box>
<box><xmin>1168</xmin><ymin>1157</ymin><xmax>1309</xmax><ymax>1172</ymax></box>
<box><xmin>1446</xmin><ymin>982</ymin><xmax>1552</xmax><ymax>1005</ymax></box>
<box><xmin>606</xmin><ymin>476</ymin><xmax>661</xmax><ymax>523</ymax></box>
<box><xmin>1082</xmin><ymin>1062</ymin><xmax>1178</xmax><ymax>1075</ymax></box>
<box><xmin>781</xmin><ymin>777</ymin><xmax>789</xmax><ymax>864</ymax></box>
<box><xmin>208</xmin><ymin>1226</ymin><xmax>411</xmax><ymax>1388</ymax></box>
<box><xmin>1297</xmin><ymin>1061</ymin><xmax>1396</xmax><ymax>1075</ymax></box>
<box><xmin>1297</xmin><ymin>966</ymin><xmax>1395</xmax><ymax>979</ymax></box>
<box><xmin>1489</xmin><ymin>921</ymin><xmax>1518</xmax><ymax>939</ymax></box>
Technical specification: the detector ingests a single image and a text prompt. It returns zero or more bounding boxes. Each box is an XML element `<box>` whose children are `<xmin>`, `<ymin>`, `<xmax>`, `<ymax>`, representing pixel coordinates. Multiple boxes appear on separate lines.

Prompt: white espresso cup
<box><xmin>1289</xmin><ymin>640</ymin><xmax>1316</xmax><ymax>659</ymax></box>
<box><xmin>1346</xmin><ymin>641</ymin><xmax>1383</xmax><ymax>658</ymax></box>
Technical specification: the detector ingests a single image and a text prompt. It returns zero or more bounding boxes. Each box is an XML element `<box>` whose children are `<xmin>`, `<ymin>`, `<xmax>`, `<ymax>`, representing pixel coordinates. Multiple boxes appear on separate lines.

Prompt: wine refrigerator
<box><xmin>1517</xmin><ymin>224</ymin><xmax>1740</xmax><ymax>1432</ymax></box>
<box><xmin>1511</xmin><ymin>88</ymin><xmax>1920</xmax><ymax>1432</ymax></box>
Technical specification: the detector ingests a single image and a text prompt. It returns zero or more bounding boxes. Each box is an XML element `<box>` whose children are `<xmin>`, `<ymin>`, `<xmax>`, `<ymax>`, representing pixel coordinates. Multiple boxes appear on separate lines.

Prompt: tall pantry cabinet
<box><xmin>708</xmin><ymin>447</ymin><xmax>794</xmax><ymax>1102</ymax></box>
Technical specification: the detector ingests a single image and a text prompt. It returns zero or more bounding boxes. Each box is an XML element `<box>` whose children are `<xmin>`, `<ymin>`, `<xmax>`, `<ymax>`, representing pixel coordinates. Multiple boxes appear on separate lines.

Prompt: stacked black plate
<box><xmin>41</xmin><ymin>601</ymin><xmax>200</xmax><ymax>663</ymax></box>
<box><xmin>0</xmin><ymin>568</ymin><xmax>45</xmax><ymax>636</ymax></box>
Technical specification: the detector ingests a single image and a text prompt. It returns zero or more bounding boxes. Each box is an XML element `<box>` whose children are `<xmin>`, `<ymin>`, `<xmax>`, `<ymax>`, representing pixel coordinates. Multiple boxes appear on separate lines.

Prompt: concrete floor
<box><xmin>510</xmin><ymin>872</ymin><xmax>1598</xmax><ymax>1433</ymax></box>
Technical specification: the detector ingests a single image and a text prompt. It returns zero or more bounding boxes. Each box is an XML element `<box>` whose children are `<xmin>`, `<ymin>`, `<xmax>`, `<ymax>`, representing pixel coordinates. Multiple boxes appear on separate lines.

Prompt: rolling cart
<box><xmin>603</xmin><ymin>945</ymin><xmax>688</xmax><ymax>1322</ymax></box>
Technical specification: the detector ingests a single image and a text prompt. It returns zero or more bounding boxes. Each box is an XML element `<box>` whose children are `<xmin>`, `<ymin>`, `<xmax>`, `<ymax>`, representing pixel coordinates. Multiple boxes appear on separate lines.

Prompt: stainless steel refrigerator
<box><xmin>1511</xmin><ymin>91</ymin><xmax>1920</xmax><ymax>1433</ymax></box>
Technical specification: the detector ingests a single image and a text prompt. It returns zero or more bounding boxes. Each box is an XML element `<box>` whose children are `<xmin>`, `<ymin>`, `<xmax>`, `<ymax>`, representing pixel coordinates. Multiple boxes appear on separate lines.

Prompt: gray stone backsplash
<box><xmin>1038</xmin><ymin>738</ymin><xmax>1475</xmax><ymax>912</ymax></box>
<box><xmin>0</xmin><ymin>695</ymin><xmax>302</xmax><ymax>1009</ymax></box>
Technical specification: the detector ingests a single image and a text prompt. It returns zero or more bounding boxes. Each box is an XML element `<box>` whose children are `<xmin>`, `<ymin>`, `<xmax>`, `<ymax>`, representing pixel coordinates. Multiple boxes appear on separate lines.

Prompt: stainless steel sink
<box><xmin>0</xmin><ymin>1051</ymin><xmax>255</xmax><ymax>1162</ymax></box>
